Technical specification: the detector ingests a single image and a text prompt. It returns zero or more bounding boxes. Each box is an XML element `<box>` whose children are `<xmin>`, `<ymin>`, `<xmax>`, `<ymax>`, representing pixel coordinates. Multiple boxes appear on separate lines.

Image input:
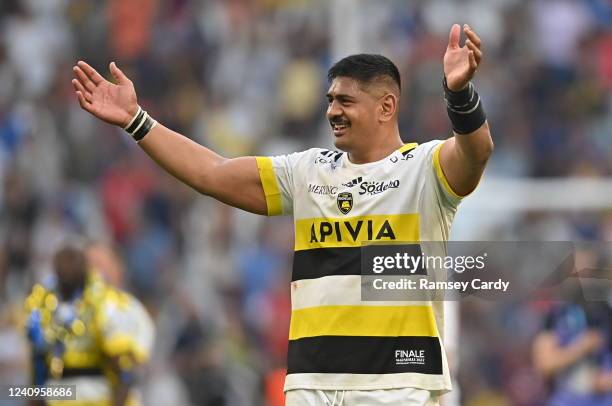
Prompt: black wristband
<box><xmin>124</xmin><ymin>108</ymin><xmax>145</xmax><ymax>133</ymax></box>
<box><xmin>443</xmin><ymin>77</ymin><xmax>487</xmax><ymax>135</ymax></box>
<box><xmin>123</xmin><ymin>106</ymin><xmax>157</xmax><ymax>142</ymax></box>
<box><xmin>132</xmin><ymin>114</ymin><xmax>156</xmax><ymax>141</ymax></box>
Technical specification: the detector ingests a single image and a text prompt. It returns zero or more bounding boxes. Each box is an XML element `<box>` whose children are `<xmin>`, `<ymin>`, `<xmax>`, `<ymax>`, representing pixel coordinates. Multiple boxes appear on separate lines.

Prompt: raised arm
<box><xmin>533</xmin><ymin>329</ymin><xmax>603</xmax><ymax>378</ymax></box>
<box><xmin>439</xmin><ymin>24</ymin><xmax>494</xmax><ymax>197</ymax></box>
<box><xmin>72</xmin><ymin>61</ymin><xmax>267</xmax><ymax>215</ymax></box>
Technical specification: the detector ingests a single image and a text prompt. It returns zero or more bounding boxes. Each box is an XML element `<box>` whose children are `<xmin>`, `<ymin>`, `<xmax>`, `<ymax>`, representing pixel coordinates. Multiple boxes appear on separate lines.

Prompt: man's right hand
<box><xmin>72</xmin><ymin>61</ymin><xmax>139</xmax><ymax>128</ymax></box>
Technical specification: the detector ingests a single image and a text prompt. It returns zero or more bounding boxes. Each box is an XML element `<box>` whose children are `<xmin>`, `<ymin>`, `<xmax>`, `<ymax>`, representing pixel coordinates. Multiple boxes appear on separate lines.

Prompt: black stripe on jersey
<box><xmin>287</xmin><ymin>335</ymin><xmax>443</xmax><ymax>375</ymax></box>
<box><xmin>292</xmin><ymin>245</ymin><xmax>425</xmax><ymax>281</ymax></box>
<box><xmin>334</xmin><ymin>152</ymin><xmax>343</xmax><ymax>161</ymax></box>
<box><xmin>292</xmin><ymin>247</ymin><xmax>361</xmax><ymax>281</ymax></box>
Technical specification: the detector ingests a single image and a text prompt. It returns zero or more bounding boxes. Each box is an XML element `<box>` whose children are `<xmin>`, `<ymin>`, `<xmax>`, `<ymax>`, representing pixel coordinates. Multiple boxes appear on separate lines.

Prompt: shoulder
<box><xmin>274</xmin><ymin>148</ymin><xmax>344</xmax><ymax>169</ymax></box>
<box><xmin>295</xmin><ymin>147</ymin><xmax>343</xmax><ymax>162</ymax></box>
<box><xmin>25</xmin><ymin>284</ymin><xmax>49</xmax><ymax>313</ymax></box>
<box><xmin>379</xmin><ymin>141</ymin><xmax>442</xmax><ymax>169</ymax></box>
<box><xmin>406</xmin><ymin>140</ymin><xmax>447</xmax><ymax>175</ymax></box>
<box><xmin>311</xmin><ymin>148</ymin><xmax>344</xmax><ymax>166</ymax></box>
<box><xmin>414</xmin><ymin>140</ymin><xmax>445</xmax><ymax>157</ymax></box>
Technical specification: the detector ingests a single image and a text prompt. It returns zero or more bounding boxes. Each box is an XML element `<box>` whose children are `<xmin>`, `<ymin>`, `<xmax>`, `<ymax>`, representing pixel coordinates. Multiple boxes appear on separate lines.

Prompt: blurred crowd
<box><xmin>0</xmin><ymin>0</ymin><xmax>611</xmax><ymax>405</ymax></box>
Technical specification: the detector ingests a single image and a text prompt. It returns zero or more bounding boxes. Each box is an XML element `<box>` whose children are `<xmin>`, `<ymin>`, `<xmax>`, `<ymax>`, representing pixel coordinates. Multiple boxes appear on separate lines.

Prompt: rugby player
<box><xmin>72</xmin><ymin>23</ymin><xmax>492</xmax><ymax>406</ymax></box>
<box><xmin>25</xmin><ymin>244</ymin><xmax>154</xmax><ymax>406</ymax></box>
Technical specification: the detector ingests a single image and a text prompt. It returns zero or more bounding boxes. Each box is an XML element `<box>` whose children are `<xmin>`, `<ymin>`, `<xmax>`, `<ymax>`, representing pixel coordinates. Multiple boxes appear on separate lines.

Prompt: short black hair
<box><xmin>327</xmin><ymin>54</ymin><xmax>401</xmax><ymax>91</ymax></box>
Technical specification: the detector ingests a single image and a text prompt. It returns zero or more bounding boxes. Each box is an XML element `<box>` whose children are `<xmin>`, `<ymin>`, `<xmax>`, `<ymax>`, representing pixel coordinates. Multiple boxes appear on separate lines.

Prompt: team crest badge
<box><xmin>337</xmin><ymin>192</ymin><xmax>353</xmax><ymax>215</ymax></box>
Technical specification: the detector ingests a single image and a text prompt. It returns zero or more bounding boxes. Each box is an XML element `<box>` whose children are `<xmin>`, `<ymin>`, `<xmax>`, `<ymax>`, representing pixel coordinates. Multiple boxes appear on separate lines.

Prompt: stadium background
<box><xmin>0</xmin><ymin>0</ymin><xmax>611</xmax><ymax>405</ymax></box>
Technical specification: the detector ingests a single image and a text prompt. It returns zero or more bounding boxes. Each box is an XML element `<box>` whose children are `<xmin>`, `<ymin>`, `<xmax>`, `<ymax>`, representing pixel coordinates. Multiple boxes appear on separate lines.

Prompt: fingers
<box><xmin>462</xmin><ymin>24</ymin><xmax>482</xmax><ymax>68</ymax></box>
<box><xmin>71</xmin><ymin>79</ymin><xmax>92</xmax><ymax>103</ymax></box>
<box><xmin>465</xmin><ymin>40</ymin><xmax>482</xmax><ymax>65</ymax></box>
<box><xmin>73</xmin><ymin>66</ymin><xmax>96</xmax><ymax>92</ymax></box>
<box><xmin>448</xmin><ymin>24</ymin><xmax>461</xmax><ymax>50</ymax></box>
<box><xmin>75</xmin><ymin>91</ymin><xmax>93</xmax><ymax>112</ymax></box>
<box><xmin>463</xmin><ymin>24</ymin><xmax>482</xmax><ymax>48</ymax></box>
<box><xmin>76</xmin><ymin>61</ymin><xmax>105</xmax><ymax>85</ymax></box>
<box><xmin>468</xmin><ymin>51</ymin><xmax>477</xmax><ymax>72</ymax></box>
<box><xmin>71</xmin><ymin>78</ymin><xmax>93</xmax><ymax>112</ymax></box>
<box><xmin>109</xmin><ymin>62</ymin><xmax>131</xmax><ymax>85</ymax></box>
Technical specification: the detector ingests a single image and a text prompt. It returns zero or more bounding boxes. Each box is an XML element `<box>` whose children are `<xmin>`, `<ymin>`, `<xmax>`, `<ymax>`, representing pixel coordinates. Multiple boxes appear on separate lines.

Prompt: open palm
<box><xmin>72</xmin><ymin>61</ymin><xmax>138</xmax><ymax>128</ymax></box>
<box><xmin>444</xmin><ymin>24</ymin><xmax>483</xmax><ymax>92</ymax></box>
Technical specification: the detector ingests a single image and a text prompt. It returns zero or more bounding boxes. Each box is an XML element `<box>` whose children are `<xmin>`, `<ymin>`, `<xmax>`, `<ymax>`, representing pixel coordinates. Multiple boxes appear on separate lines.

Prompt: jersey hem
<box><xmin>283</xmin><ymin>382</ymin><xmax>452</xmax><ymax>393</ymax></box>
<box><xmin>283</xmin><ymin>372</ymin><xmax>452</xmax><ymax>393</ymax></box>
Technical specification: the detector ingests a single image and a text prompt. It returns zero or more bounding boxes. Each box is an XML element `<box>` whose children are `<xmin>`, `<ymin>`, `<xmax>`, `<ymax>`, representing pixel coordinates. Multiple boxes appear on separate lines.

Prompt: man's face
<box><xmin>326</xmin><ymin>77</ymin><xmax>381</xmax><ymax>152</ymax></box>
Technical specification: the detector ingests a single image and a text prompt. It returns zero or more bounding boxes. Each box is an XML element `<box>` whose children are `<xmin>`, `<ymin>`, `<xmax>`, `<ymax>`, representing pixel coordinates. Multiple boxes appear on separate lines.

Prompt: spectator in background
<box><xmin>0</xmin><ymin>300</ymin><xmax>29</xmax><ymax>406</ymax></box>
<box><xmin>533</xmin><ymin>298</ymin><xmax>612</xmax><ymax>405</ymax></box>
<box><xmin>86</xmin><ymin>241</ymin><xmax>126</xmax><ymax>288</ymax></box>
<box><xmin>25</xmin><ymin>243</ymin><xmax>155</xmax><ymax>406</ymax></box>
<box><xmin>173</xmin><ymin>315</ymin><xmax>229</xmax><ymax>406</ymax></box>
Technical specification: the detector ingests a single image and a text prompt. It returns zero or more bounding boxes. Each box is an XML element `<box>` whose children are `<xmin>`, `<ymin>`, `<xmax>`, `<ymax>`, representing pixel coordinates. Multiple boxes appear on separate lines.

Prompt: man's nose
<box><xmin>327</xmin><ymin>100</ymin><xmax>342</xmax><ymax>118</ymax></box>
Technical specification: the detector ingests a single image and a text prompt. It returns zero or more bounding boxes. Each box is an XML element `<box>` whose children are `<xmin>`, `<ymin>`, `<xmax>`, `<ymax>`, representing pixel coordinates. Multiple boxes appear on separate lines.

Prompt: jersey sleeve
<box><xmin>255</xmin><ymin>151</ymin><xmax>309</xmax><ymax>216</ymax></box>
<box><xmin>98</xmin><ymin>291</ymin><xmax>155</xmax><ymax>363</ymax></box>
<box><xmin>422</xmin><ymin>139</ymin><xmax>470</xmax><ymax>209</ymax></box>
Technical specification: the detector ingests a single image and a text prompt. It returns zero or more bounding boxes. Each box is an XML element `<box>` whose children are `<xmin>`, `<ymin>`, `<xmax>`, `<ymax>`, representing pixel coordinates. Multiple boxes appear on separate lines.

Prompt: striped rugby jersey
<box><xmin>256</xmin><ymin>140</ymin><xmax>462</xmax><ymax>393</ymax></box>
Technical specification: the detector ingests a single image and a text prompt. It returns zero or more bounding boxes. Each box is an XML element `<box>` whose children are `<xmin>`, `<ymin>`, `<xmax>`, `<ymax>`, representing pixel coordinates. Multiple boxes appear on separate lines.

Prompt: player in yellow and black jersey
<box><xmin>25</xmin><ymin>244</ymin><xmax>154</xmax><ymax>406</ymax></box>
<box><xmin>71</xmin><ymin>23</ymin><xmax>492</xmax><ymax>406</ymax></box>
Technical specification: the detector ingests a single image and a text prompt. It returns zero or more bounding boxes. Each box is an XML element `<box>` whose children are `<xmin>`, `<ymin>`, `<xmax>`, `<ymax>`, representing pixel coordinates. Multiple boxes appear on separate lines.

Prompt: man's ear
<box><xmin>379</xmin><ymin>94</ymin><xmax>397</xmax><ymax>122</ymax></box>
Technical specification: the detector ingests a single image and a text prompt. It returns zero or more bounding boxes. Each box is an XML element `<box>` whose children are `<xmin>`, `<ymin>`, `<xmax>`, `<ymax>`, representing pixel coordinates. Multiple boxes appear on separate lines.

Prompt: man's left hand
<box><xmin>444</xmin><ymin>24</ymin><xmax>483</xmax><ymax>91</ymax></box>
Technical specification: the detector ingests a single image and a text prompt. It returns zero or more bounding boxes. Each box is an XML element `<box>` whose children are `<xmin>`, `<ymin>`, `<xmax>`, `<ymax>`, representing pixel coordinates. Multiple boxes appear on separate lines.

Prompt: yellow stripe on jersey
<box><xmin>255</xmin><ymin>157</ymin><xmax>283</xmax><ymax>216</ymax></box>
<box><xmin>294</xmin><ymin>214</ymin><xmax>419</xmax><ymax>251</ymax></box>
<box><xmin>432</xmin><ymin>141</ymin><xmax>464</xmax><ymax>199</ymax></box>
<box><xmin>289</xmin><ymin>305</ymin><xmax>438</xmax><ymax>340</ymax></box>
<box><xmin>398</xmin><ymin>142</ymin><xmax>419</xmax><ymax>154</ymax></box>
<box><xmin>63</xmin><ymin>350</ymin><xmax>103</xmax><ymax>369</ymax></box>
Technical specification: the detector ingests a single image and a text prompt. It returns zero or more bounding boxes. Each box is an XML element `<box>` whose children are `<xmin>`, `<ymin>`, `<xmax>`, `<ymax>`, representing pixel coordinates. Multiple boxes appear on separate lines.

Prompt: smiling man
<box><xmin>72</xmin><ymin>23</ymin><xmax>492</xmax><ymax>406</ymax></box>
<box><xmin>326</xmin><ymin>56</ymin><xmax>402</xmax><ymax>163</ymax></box>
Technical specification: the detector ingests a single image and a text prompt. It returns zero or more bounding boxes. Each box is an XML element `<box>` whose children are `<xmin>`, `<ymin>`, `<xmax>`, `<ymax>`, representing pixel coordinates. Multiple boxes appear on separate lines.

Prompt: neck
<box><xmin>347</xmin><ymin>126</ymin><xmax>403</xmax><ymax>164</ymax></box>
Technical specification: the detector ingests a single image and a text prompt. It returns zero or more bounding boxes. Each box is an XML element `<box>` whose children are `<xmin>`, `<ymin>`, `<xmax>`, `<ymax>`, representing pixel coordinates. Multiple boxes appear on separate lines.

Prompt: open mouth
<box><xmin>331</xmin><ymin>120</ymin><xmax>350</xmax><ymax>136</ymax></box>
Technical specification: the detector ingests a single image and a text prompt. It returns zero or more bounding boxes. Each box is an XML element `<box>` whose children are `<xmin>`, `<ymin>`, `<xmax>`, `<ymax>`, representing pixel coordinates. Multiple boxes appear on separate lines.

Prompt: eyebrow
<box><xmin>326</xmin><ymin>93</ymin><xmax>356</xmax><ymax>102</ymax></box>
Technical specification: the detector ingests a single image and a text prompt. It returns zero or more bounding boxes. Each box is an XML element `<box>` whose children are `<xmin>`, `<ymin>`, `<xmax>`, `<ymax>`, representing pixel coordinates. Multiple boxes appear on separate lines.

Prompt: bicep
<box><xmin>439</xmin><ymin>123</ymin><xmax>493</xmax><ymax>197</ymax></box>
<box><xmin>206</xmin><ymin>156</ymin><xmax>268</xmax><ymax>215</ymax></box>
